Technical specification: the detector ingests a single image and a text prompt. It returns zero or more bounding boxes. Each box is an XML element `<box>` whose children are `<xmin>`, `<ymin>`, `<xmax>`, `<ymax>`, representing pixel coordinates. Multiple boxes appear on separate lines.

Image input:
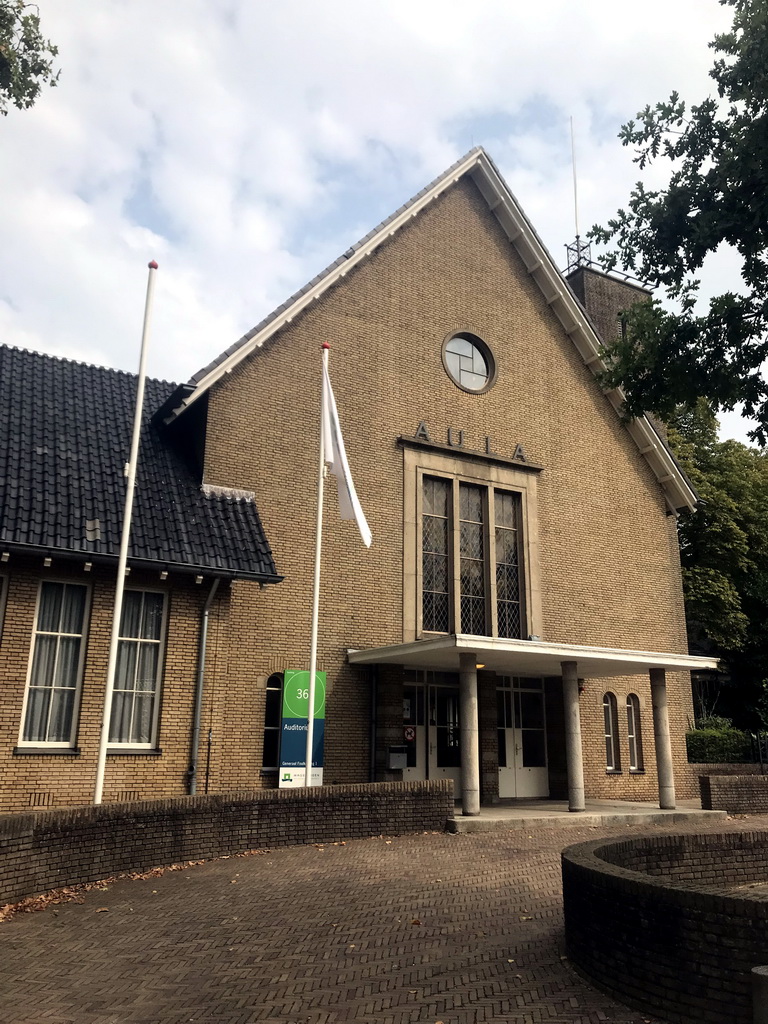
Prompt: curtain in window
<box><xmin>109</xmin><ymin>592</ymin><xmax>164</xmax><ymax>745</ymax></box>
<box><xmin>23</xmin><ymin>582</ymin><xmax>86</xmax><ymax>743</ymax></box>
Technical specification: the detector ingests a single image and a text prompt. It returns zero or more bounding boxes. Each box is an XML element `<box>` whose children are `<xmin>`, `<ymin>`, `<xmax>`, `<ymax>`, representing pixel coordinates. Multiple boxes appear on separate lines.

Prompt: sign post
<box><xmin>279</xmin><ymin>669</ymin><xmax>326</xmax><ymax>787</ymax></box>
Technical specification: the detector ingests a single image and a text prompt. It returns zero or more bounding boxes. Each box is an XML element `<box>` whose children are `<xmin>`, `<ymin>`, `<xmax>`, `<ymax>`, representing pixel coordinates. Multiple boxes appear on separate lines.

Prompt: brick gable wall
<box><xmin>203</xmin><ymin>177</ymin><xmax>694</xmax><ymax>801</ymax></box>
<box><xmin>0</xmin><ymin>179</ymin><xmax>694</xmax><ymax>809</ymax></box>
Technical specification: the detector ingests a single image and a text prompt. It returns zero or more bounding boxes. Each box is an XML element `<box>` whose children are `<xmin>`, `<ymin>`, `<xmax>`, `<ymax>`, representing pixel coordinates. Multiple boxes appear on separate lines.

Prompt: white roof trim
<box><xmin>174</xmin><ymin>148</ymin><xmax>697</xmax><ymax>512</ymax></box>
<box><xmin>348</xmin><ymin>634</ymin><xmax>719</xmax><ymax>678</ymax></box>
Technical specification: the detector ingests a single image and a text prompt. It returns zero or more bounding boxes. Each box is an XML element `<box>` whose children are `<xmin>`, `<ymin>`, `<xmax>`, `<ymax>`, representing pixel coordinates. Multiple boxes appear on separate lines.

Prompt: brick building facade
<box><xmin>0</xmin><ymin>148</ymin><xmax>716</xmax><ymax>814</ymax></box>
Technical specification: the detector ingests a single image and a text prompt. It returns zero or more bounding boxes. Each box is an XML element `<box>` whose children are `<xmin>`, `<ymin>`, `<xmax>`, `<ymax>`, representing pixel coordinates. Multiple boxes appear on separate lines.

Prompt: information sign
<box><xmin>278</xmin><ymin>669</ymin><xmax>326</xmax><ymax>788</ymax></box>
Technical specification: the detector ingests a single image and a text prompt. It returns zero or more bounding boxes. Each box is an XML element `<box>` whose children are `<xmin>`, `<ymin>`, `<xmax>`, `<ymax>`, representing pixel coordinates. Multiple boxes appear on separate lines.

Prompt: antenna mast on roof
<box><xmin>565</xmin><ymin>116</ymin><xmax>591</xmax><ymax>271</ymax></box>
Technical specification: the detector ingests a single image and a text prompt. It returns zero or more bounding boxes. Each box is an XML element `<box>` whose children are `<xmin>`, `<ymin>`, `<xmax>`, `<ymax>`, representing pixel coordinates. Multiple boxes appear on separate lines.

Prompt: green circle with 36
<box><xmin>283</xmin><ymin>672</ymin><xmax>325</xmax><ymax>719</ymax></box>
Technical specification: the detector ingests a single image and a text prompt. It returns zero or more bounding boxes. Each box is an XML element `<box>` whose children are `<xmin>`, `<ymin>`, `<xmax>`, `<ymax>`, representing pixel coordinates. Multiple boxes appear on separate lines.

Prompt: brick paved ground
<box><xmin>2</xmin><ymin>815</ymin><xmax>766</xmax><ymax>1024</ymax></box>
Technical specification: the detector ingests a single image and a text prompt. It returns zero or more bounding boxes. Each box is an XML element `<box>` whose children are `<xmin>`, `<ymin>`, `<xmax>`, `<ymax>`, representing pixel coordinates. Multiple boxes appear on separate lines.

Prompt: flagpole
<box><xmin>305</xmin><ymin>342</ymin><xmax>329</xmax><ymax>787</ymax></box>
<box><xmin>93</xmin><ymin>260</ymin><xmax>158</xmax><ymax>805</ymax></box>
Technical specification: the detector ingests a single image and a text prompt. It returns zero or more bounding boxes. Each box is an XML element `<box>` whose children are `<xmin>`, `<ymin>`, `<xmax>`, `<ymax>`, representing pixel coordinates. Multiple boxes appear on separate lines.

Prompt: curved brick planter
<box><xmin>0</xmin><ymin>780</ymin><xmax>454</xmax><ymax>907</ymax></box>
<box><xmin>562</xmin><ymin>831</ymin><xmax>768</xmax><ymax>1024</ymax></box>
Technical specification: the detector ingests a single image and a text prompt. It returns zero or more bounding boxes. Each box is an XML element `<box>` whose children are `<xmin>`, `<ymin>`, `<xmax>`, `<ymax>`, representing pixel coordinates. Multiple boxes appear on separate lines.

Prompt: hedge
<box><xmin>686</xmin><ymin>727</ymin><xmax>754</xmax><ymax>763</ymax></box>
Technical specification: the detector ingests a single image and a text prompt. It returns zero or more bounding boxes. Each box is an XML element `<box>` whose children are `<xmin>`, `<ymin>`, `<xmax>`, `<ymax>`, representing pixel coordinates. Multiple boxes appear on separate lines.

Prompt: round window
<box><xmin>442</xmin><ymin>332</ymin><xmax>495</xmax><ymax>393</ymax></box>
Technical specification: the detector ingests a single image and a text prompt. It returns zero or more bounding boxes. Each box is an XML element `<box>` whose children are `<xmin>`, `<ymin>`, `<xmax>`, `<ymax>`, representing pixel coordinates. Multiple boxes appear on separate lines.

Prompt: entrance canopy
<box><xmin>348</xmin><ymin>634</ymin><xmax>719</xmax><ymax>678</ymax></box>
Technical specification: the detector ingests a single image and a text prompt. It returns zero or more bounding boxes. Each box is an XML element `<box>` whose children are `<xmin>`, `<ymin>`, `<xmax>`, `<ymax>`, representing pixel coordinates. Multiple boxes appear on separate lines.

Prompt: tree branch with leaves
<box><xmin>0</xmin><ymin>0</ymin><xmax>58</xmax><ymax>116</ymax></box>
<box><xmin>592</xmin><ymin>0</ymin><xmax>768</xmax><ymax>443</ymax></box>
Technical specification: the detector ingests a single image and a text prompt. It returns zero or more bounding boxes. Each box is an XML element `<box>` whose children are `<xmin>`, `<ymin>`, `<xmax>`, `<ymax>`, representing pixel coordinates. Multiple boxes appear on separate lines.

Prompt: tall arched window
<box><xmin>262</xmin><ymin>672</ymin><xmax>283</xmax><ymax>770</ymax></box>
<box><xmin>603</xmin><ymin>692</ymin><xmax>621</xmax><ymax>772</ymax></box>
<box><xmin>626</xmin><ymin>694</ymin><xmax>644</xmax><ymax>772</ymax></box>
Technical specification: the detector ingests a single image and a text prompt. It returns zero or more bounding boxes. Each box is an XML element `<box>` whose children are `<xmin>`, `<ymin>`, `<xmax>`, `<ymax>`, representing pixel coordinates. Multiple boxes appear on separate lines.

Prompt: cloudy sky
<box><xmin>1</xmin><ymin>0</ymin><xmax>751</xmax><ymax>440</ymax></box>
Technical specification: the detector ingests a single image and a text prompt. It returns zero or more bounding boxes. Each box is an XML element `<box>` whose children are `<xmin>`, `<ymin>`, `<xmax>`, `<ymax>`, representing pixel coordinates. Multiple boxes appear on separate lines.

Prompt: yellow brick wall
<box><xmin>0</xmin><ymin>556</ymin><xmax>236</xmax><ymax>814</ymax></box>
<box><xmin>0</xmin><ymin>176</ymin><xmax>696</xmax><ymax>810</ymax></box>
<box><xmin>203</xmin><ymin>177</ymin><xmax>695</xmax><ymax>801</ymax></box>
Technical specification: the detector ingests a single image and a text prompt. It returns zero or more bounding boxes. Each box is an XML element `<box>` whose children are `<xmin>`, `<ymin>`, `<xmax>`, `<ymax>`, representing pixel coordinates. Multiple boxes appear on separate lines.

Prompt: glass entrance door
<box><xmin>428</xmin><ymin>685</ymin><xmax>462</xmax><ymax>791</ymax></box>
<box><xmin>402</xmin><ymin>671</ymin><xmax>461</xmax><ymax>791</ymax></box>
<box><xmin>497</xmin><ymin>678</ymin><xmax>548</xmax><ymax>798</ymax></box>
<box><xmin>402</xmin><ymin>683</ymin><xmax>426</xmax><ymax>781</ymax></box>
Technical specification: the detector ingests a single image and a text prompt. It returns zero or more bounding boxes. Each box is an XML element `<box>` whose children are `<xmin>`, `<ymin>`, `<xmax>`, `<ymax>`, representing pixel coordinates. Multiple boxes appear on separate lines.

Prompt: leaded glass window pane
<box><xmin>459</xmin><ymin>483</ymin><xmax>487</xmax><ymax>635</ymax></box>
<box><xmin>420</xmin><ymin>480</ymin><xmax>526</xmax><ymax>641</ymax></box>
<box><xmin>422</xmin><ymin>477</ymin><xmax>451</xmax><ymax>633</ymax></box>
<box><xmin>495</xmin><ymin>490</ymin><xmax>522</xmax><ymax>639</ymax></box>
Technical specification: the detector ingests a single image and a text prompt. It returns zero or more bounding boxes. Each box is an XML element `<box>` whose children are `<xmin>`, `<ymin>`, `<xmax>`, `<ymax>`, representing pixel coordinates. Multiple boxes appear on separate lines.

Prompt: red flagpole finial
<box><xmin>321</xmin><ymin>342</ymin><xmax>330</xmax><ymax>350</ymax></box>
<box><xmin>148</xmin><ymin>260</ymin><xmax>158</xmax><ymax>270</ymax></box>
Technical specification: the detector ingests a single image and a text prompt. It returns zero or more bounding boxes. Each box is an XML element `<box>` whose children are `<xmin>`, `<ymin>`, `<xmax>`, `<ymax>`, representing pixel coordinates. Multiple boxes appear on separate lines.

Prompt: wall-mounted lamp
<box><xmin>475</xmin><ymin>663</ymin><xmax>485</xmax><ymax>670</ymax></box>
<box><xmin>124</xmin><ymin>566</ymin><xmax>131</xmax><ymax>576</ymax></box>
<box><xmin>159</xmin><ymin>570</ymin><xmax>168</xmax><ymax>581</ymax></box>
<box><xmin>43</xmin><ymin>557</ymin><xmax>52</xmax><ymax>568</ymax></box>
<box><xmin>195</xmin><ymin>575</ymin><xmax>203</xmax><ymax>584</ymax></box>
<box><xmin>84</xmin><ymin>562</ymin><xmax>92</xmax><ymax>572</ymax></box>
<box><xmin>0</xmin><ymin>551</ymin><xmax>8</xmax><ymax>563</ymax></box>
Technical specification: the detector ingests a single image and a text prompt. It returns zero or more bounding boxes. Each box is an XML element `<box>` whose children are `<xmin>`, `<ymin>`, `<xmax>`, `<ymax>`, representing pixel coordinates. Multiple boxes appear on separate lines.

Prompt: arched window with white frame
<box><xmin>603</xmin><ymin>692</ymin><xmax>621</xmax><ymax>772</ymax></box>
<box><xmin>626</xmin><ymin>694</ymin><xmax>644</xmax><ymax>772</ymax></box>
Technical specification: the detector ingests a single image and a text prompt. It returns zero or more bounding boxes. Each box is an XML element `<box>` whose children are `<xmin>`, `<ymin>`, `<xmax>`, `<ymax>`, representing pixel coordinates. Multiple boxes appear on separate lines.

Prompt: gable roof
<box><xmin>0</xmin><ymin>345</ymin><xmax>280</xmax><ymax>582</ymax></box>
<box><xmin>157</xmin><ymin>146</ymin><xmax>696</xmax><ymax>513</ymax></box>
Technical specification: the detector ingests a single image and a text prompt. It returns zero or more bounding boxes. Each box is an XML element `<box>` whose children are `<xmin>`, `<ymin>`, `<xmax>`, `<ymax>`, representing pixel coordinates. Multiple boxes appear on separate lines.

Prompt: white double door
<box><xmin>401</xmin><ymin>675</ymin><xmax>549</xmax><ymax>799</ymax></box>
<box><xmin>402</xmin><ymin>679</ymin><xmax>462</xmax><ymax>792</ymax></box>
<box><xmin>497</xmin><ymin>678</ymin><xmax>549</xmax><ymax>798</ymax></box>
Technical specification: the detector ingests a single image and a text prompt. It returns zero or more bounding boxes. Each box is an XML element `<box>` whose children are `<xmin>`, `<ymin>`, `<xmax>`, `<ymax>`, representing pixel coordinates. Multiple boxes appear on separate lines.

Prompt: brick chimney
<box><xmin>565</xmin><ymin>264</ymin><xmax>650</xmax><ymax>347</ymax></box>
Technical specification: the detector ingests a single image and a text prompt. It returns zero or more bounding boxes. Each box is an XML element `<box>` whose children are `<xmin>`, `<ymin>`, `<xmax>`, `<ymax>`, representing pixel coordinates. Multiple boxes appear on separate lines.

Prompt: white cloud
<box><xmin>0</xmin><ymin>0</ymin><xmax>751</xmax><ymax>442</ymax></box>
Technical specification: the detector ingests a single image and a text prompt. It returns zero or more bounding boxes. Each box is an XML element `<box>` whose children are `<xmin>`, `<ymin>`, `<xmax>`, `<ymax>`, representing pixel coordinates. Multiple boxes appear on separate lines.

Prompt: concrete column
<box><xmin>562</xmin><ymin>660</ymin><xmax>585</xmax><ymax>812</ymax></box>
<box><xmin>459</xmin><ymin>653</ymin><xmax>480</xmax><ymax>816</ymax></box>
<box><xmin>650</xmin><ymin>667</ymin><xmax>676</xmax><ymax>810</ymax></box>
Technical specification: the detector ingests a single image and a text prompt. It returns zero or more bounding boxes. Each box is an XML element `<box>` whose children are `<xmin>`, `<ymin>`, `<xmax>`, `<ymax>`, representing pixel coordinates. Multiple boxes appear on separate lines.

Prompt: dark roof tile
<box><xmin>0</xmin><ymin>346</ymin><xmax>279</xmax><ymax>581</ymax></box>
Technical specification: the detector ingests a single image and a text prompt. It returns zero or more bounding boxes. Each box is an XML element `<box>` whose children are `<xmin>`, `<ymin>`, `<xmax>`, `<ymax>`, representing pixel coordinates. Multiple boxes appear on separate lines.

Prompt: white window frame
<box><xmin>18</xmin><ymin>579</ymin><xmax>91</xmax><ymax>748</ymax></box>
<box><xmin>108</xmin><ymin>588</ymin><xmax>167</xmax><ymax>750</ymax></box>
<box><xmin>626</xmin><ymin>693</ymin><xmax>644</xmax><ymax>772</ymax></box>
<box><xmin>603</xmin><ymin>691</ymin><xmax>621</xmax><ymax>773</ymax></box>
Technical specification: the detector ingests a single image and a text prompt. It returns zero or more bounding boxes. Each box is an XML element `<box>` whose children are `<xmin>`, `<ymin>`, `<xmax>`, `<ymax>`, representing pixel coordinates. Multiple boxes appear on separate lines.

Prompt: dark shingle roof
<box><xmin>0</xmin><ymin>345</ymin><xmax>280</xmax><ymax>581</ymax></box>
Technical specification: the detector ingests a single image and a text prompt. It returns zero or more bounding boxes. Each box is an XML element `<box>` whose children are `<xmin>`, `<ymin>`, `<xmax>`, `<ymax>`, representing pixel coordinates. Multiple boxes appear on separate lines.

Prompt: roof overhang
<box><xmin>348</xmin><ymin>634</ymin><xmax>719</xmax><ymax>678</ymax></box>
<box><xmin>0</xmin><ymin>541</ymin><xmax>283</xmax><ymax>584</ymax></box>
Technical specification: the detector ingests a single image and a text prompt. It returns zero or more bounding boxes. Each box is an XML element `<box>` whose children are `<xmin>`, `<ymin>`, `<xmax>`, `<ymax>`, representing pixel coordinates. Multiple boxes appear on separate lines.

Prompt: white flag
<box><xmin>321</xmin><ymin>362</ymin><xmax>372</xmax><ymax>547</ymax></box>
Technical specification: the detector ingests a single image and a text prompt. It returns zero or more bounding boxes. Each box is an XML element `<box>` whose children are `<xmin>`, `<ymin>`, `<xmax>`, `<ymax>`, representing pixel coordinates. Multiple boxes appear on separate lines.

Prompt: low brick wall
<box><xmin>562</xmin><ymin>831</ymin><xmax>768</xmax><ymax>1024</ymax></box>
<box><xmin>0</xmin><ymin>780</ymin><xmax>454</xmax><ymax>906</ymax></box>
<box><xmin>692</xmin><ymin>762</ymin><xmax>765</xmax><ymax>775</ymax></box>
<box><xmin>700</xmin><ymin>774</ymin><xmax>768</xmax><ymax>813</ymax></box>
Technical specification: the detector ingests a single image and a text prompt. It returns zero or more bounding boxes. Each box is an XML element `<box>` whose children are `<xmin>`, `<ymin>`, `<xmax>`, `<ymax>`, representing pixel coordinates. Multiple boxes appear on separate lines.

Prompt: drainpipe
<box><xmin>188</xmin><ymin>577</ymin><xmax>220</xmax><ymax>794</ymax></box>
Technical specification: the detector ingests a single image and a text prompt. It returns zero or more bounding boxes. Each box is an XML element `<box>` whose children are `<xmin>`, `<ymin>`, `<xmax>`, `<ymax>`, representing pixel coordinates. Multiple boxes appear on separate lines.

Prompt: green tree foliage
<box><xmin>592</xmin><ymin>0</ymin><xmax>768</xmax><ymax>443</ymax></box>
<box><xmin>0</xmin><ymin>1</ymin><xmax>58</xmax><ymax>116</ymax></box>
<box><xmin>670</xmin><ymin>400</ymin><xmax>768</xmax><ymax>726</ymax></box>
